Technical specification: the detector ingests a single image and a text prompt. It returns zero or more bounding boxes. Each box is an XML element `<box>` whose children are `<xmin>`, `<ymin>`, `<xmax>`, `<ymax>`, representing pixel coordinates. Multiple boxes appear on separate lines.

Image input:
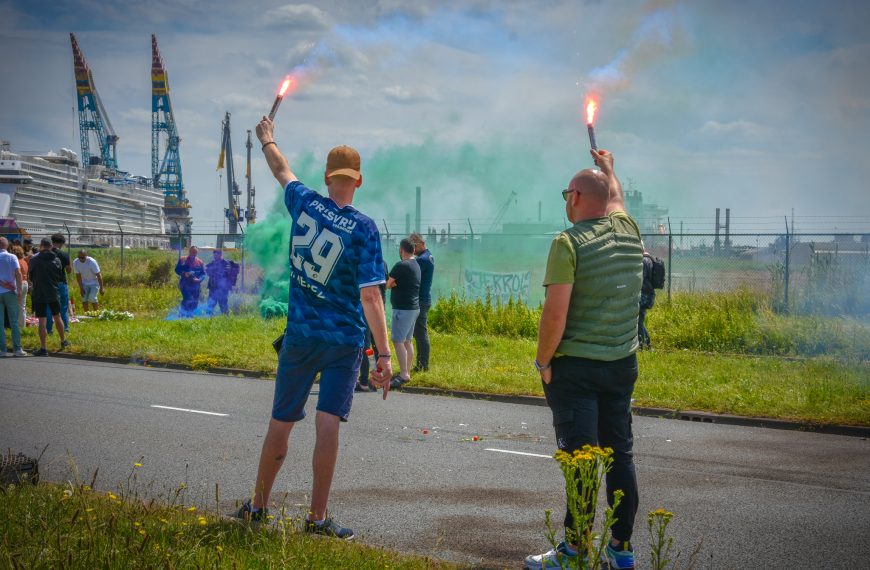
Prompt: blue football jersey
<box><xmin>284</xmin><ymin>180</ymin><xmax>385</xmax><ymax>347</ymax></box>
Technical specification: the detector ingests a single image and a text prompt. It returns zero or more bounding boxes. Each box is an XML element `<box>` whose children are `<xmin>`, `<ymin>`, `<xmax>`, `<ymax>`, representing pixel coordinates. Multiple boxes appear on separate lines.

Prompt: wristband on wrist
<box><xmin>377</xmin><ymin>353</ymin><xmax>391</xmax><ymax>359</ymax></box>
<box><xmin>262</xmin><ymin>141</ymin><xmax>277</xmax><ymax>151</ymax></box>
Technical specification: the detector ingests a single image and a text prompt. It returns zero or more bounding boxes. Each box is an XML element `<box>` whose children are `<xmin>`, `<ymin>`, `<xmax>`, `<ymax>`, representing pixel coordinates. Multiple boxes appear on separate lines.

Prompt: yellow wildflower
<box><xmin>187</xmin><ymin>506</ymin><xmax>196</xmax><ymax>512</ymax></box>
<box><xmin>198</xmin><ymin>516</ymin><xmax>207</xmax><ymax>526</ymax></box>
<box><xmin>85</xmin><ymin>508</ymin><xmax>94</xmax><ymax>513</ymax></box>
<box><xmin>133</xmin><ymin>522</ymin><xmax>141</xmax><ymax>527</ymax></box>
<box><xmin>216</xmin><ymin>546</ymin><xmax>223</xmax><ymax>553</ymax></box>
<box><xmin>134</xmin><ymin>462</ymin><xmax>142</xmax><ymax>468</ymax></box>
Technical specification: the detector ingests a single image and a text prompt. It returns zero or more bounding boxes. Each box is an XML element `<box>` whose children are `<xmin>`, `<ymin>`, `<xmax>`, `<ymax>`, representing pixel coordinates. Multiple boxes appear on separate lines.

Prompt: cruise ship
<box><xmin>0</xmin><ymin>141</ymin><xmax>167</xmax><ymax>247</ymax></box>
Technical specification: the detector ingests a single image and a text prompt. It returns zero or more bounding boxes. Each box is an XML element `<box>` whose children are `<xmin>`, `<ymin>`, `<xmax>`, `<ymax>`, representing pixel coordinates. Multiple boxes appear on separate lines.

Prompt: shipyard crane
<box><xmin>217</xmin><ymin>112</ymin><xmax>242</xmax><ymax>245</ymax></box>
<box><xmin>488</xmin><ymin>191</ymin><xmax>518</xmax><ymax>233</ymax></box>
<box><xmin>70</xmin><ymin>33</ymin><xmax>119</xmax><ymax>170</ymax></box>
<box><xmin>150</xmin><ymin>34</ymin><xmax>192</xmax><ymax>246</ymax></box>
<box><xmin>244</xmin><ymin>130</ymin><xmax>256</xmax><ymax>224</ymax></box>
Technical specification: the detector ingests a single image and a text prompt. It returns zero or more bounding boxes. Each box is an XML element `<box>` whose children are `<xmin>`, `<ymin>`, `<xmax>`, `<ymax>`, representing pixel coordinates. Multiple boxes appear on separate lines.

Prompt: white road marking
<box><xmin>485</xmin><ymin>448</ymin><xmax>552</xmax><ymax>459</ymax></box>
<box><xmin>150</xmin><ymin>404</ymin><xmax>228</xmax><ymax>417</ymax></box>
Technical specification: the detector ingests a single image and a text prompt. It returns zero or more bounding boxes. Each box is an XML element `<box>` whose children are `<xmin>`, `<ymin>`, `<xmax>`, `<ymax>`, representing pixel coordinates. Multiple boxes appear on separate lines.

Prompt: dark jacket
<box><xmin>29</xmin><ymin>250</ymin><xmax>64</xmax><ymax>303</ymax></box>
<box><xmin>175</xmin><ymin>256</ymin><xmax>205</xmax><ymax>290</ymax></box>
<box><xmin>641</xmin><ymin>253</ymin><xmax>656</xmax><ymax>309</ymax></box>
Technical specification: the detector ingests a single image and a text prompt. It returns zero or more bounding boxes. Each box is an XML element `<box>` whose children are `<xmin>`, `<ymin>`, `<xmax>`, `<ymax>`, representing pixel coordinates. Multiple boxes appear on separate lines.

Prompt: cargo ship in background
<box><xmin>0</xmin><ymin>140</ymin><xmax>167</xmax><ymax>247</ymax></box>
<box><xmin>0</xmin><ymin>33</ymin><xmax>193</xmax><ymax>248</ymax></box>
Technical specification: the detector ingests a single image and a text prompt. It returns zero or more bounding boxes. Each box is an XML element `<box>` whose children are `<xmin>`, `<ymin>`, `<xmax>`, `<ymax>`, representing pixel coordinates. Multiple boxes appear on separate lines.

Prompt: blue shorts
<box><xmin>272</xmin><ymin>337</ymin><xmax>363</xmax><ymax>423</ymax></box>
<box><xmin>82</xmin><ymin>285</ymin><xmax>99</xmax><ymax>303</ymax></box>
<box><xmin>391</xmin><ymin>308</ymin><xmax>420</xmax><ymax>342</ymax></box>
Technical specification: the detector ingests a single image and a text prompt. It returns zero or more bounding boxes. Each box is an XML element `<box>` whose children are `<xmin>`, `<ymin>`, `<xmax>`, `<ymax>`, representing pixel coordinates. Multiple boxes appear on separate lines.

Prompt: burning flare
<box><xmin>585</xmin><ymin>97</ymin><xmax>598</xmax><ymax>125</ymax></box>
<box><xmin>278</xmin><ymin>77</ymin><xmax>293</xmax><ymax>97</ymax></box>
<box><xmin>269</xmin><ymin>76</ymin><xmax>296</xmax><ymax>122</ymax></box>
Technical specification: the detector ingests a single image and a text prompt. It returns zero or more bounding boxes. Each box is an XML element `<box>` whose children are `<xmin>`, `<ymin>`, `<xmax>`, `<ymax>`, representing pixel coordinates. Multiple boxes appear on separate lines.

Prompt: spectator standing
<box><xmin>205</xmin><ymin>249</ymin><xmax>238</xmax><ymax>315</ymax></box>
<box><xmin>11</xmin><ymin>245</ymin><xmax>28</xmax><ymax>329</ymax></box>
<box><xmin>409</xmin><ymin>232</ymin><xmax>435</xmax><ymax>372</ymax></box>
<box><xmin>387</xmin><ymin>238</ymin><xmax>421</xmax><ymax>389</ymax></box>
<box><xmin>0</xmin><ymin>237</ymin><xmax>27</xmax><ymax>356</ymax></box>
<box><xmin>232</xmin><ymin>118</ymin><xmax>393</xmax><ymax>540</ymax></box>
<box><xmin>638</xmin><ymin>244</ymin><xmax>656</xmax><ymax>350</ymax></box>
<box><xmin>29</xmin><ymin>238</ymin><xmax>70</xmax><ymax>356</ymax></box>
<box><xmin>175</xmin><ymin>246</ymin><xmax>205</xmax><ymax>315</ymax></box>
<box><xmin>73</xmin><ymin>249</ymin><xmax>105</xmax><ymax>312</ymax></box>
<box><xmin>45</xmin><ymin>233</ymin><xmax>72</xmax><ymax>334</ymax></box>
<box><xmin>525</xmin><ymin>149</ymin><xmax>642</xmax><ymax>570</ymax></box>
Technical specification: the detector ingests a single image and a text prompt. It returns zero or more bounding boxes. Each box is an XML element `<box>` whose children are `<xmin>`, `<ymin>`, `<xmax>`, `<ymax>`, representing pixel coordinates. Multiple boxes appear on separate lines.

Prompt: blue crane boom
<box><xmin>151</xmin><ymin>34</ymin><xmax>191</xmax><ymax>243</ymax></box>
<box><xmin>70</xmin><ymin>33</ymin><xmax>118</xmax><ymax>170</ymax></box>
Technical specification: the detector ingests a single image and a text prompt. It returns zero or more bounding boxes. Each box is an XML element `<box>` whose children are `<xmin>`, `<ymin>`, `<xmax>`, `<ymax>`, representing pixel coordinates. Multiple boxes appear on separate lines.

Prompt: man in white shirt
<box><xmin>73</xmin><ymin>249</ymin><xmax>105</xmax><ymax>312</ymax></box>
<box><xmin>0</xmin><ymin>236</ymin><xmax>27</xmax><ymax>356</ymax></box>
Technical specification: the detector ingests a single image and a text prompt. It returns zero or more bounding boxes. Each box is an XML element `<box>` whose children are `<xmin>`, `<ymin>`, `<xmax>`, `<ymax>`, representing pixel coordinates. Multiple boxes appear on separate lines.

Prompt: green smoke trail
<box><xmin>245</xmin><ymin>137</ymin><xmax>579</xmax><ymax>317</ymax></box>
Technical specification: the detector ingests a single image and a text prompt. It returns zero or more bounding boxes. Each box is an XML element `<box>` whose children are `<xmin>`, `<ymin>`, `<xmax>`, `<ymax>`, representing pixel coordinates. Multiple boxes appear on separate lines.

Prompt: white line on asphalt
<box><xmin>485</xmin><ymin>448</ymin><xmax>552</xmax><ymax>459</ymax></box>
<box><xmin>150</xmin><ymin>405</ymin><xmax>228</xmax><ymax>417</ymax></box>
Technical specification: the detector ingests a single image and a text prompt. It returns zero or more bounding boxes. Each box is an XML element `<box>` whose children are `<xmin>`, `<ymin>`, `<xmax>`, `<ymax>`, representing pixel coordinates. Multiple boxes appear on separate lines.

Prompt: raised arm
<box><xmin>255</xmin><ymin>116</ymin><xmax>297</xmax><ymax>188</ymax></box>
<box><xmin>591</xmin><ymin>149</ymin><xmax>625</xmax><ymax>214</ymax></box>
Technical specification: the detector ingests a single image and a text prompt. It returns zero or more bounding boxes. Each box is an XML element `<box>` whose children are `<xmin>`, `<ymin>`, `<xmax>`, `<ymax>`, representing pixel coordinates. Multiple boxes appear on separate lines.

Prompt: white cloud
<box><xmin>381</xmin><ymin>84</ymin><xmax>441</xmax><ymax>104</ymax></box>
<box><xmin>700</xmin><ymin>120</ymin><xmax>774</xmax><ymax>138</ymax></box>
<box><xmin>263</xmin><ymin>4</ymin><xmax>331</xmax><ymax>31</ymax></box>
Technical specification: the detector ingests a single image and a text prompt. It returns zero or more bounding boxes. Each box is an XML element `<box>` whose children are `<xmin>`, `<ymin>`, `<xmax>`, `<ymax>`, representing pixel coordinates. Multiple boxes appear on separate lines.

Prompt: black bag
<box><xmin>650</xmin><ymin>256</ymin><xmax>666</xmax><ymax>289</ymax></box>
<box><xmin>272</xmin><ymin>332</ymin><xmax>285</xmax><ymax>354</ymax></box>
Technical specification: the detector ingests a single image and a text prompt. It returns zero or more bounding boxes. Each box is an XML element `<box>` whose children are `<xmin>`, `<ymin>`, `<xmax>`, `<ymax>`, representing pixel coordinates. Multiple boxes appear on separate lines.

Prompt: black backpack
<box><xmin>649</xmin><ymin>256</ymin><xmax>666</xmax><ymax>289</ymax></box>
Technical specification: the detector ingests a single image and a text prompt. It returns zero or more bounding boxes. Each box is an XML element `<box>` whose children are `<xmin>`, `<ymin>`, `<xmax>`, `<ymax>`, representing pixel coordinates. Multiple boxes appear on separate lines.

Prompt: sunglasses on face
<box><xmin>561</xmin><ymin>188</ymin><xmax>577</xmax><ymax>201</ymax></box>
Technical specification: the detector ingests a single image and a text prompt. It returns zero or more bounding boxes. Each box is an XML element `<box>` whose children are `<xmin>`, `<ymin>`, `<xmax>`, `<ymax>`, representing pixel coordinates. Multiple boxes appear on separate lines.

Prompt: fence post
<box><xmin>240</xmin><ymin>240</ymin><xmax>246</xmax><ymax>291</ymax></box>
<box><xmin>668</xmin><ymin>216</ymin><xmax>674</xmax><ymax>305</ymax></box>
<box><xmin>62</xmin><ymin>223</ymin><xmax>71</xmax><ymax>259</ymax></box>
<box><xmin>783</xmin><ymin>217</ymin><xmax>790</xmax><ymax>313</ymax></box>
<box><xmin>117</xmin><ymin>222</ymin><xmax>125</xmax><ymax>282</ymax></box>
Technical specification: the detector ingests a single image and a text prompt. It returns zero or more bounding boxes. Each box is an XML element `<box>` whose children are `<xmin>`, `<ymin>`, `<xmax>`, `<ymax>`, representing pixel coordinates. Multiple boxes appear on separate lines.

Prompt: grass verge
<box><xmin>0</xmin><ymin>480</ymin><xmax>454</xmax><ymax>569</ymax></box>
<box><xmin>19</xmin><ymin>320</ymin><xmax>869</xmax><ymax>426</ymax></box>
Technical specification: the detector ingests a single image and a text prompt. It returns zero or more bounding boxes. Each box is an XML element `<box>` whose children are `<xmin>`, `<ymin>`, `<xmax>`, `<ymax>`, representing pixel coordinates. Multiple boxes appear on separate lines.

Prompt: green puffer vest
<box><xmin>558</xmin><ymin>212</ymin><xmax>643</xmax><ymax>361</ymax></box>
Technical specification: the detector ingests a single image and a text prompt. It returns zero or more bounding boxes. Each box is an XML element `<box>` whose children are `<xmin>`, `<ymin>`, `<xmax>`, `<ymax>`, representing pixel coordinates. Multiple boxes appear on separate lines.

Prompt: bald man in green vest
<box><xmin>525</xmin><ymin>149</ymin><xmax>642</xmax><ymax>570</ymax></box>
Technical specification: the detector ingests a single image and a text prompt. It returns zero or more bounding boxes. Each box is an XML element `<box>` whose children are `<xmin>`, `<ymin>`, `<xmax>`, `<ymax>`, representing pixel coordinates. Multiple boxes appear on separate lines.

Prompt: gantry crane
<box><xmin>244</xmin><ymin>130</ymin><xmax>256</xmax><ymax>224</ymax></box>
<box><xmin>488</xmin><ymin>191</ymin><xmax>518</xmax><ymax>233</ymax></box>
<box><xmin>216</xmin><ymin>112</ymin><xmax>242</xmax><ymax>246</ymax></box>
<box><xmin>70</xmin><ymin>33</ymin><xmax>119</xmax><ymax>170</ymax></box>
<box><xmin>151</xmin><ymin>34</ymin><xmax>191</xmax><ymax>245</ymax></box>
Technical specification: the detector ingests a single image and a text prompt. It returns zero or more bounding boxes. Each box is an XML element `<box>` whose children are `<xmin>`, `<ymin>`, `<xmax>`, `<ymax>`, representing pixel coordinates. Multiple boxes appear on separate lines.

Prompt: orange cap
<box><xmin>325</xmin><ymin>145</ymin><xmax>361</xmax><ymax>180</ymax></box>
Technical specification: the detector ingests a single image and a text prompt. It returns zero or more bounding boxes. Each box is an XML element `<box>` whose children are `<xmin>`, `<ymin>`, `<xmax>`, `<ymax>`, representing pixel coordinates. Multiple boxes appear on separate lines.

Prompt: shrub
<box><xmin>146</xmin><ymin>258</ymin><xmax>173</xmax><ymax>285</ymax></box>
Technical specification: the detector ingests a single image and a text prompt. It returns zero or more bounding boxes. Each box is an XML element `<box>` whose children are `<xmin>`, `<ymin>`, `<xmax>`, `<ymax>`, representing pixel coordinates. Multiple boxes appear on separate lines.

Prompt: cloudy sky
<box><xmin>1</xmin><ymin>0</ymin><xmax>868</xmax><ymax>234</ymax></box>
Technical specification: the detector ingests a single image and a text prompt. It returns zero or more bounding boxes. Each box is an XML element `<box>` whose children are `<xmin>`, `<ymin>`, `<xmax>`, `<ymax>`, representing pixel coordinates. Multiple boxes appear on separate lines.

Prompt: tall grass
<box><xmin>428</xmin><ymin>291</ymin><xmax>870</xmax><ymax>360</ymax></box>
<box><xmin>0</xmin><ymin>477</ymin><xmax>454</xmax><ymax>569</ymax></box>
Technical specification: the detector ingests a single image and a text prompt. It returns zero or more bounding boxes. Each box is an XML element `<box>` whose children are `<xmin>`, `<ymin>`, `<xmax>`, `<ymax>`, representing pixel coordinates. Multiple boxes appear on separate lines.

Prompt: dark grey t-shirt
<box><xmin>389</xmin><ymin>258</ymin><xmax>421</xmax><ymax>310</ymax></box>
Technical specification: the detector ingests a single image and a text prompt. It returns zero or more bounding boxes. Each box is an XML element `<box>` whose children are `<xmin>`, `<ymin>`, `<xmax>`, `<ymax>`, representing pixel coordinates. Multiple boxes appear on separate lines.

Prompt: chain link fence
<box><xmin>7</xmin><ymin>227</ymin><xmax>868</xmax><ymax>316</ymax></box>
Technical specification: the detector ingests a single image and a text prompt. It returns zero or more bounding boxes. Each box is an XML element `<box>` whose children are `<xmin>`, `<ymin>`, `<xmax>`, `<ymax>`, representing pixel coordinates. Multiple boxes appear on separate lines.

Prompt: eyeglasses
<box><xmin>561</xmin><ymin>188</ymin><xmax>577</xmax><ymax>201</ymax></box>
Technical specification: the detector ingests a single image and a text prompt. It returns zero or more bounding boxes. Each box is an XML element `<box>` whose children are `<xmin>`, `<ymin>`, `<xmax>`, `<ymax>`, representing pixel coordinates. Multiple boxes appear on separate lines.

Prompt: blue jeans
<box><xmin>543</xmin><ymin>353</ymin><xmax>639</xmax><ymax>543</ymax></box>
<box><xmin>46</xmin><ymin>282</ymin><xmax>70</xmax><ymax>332</ymax></box>
<box><xmin>0</xmin><ymin>291</ymin><xmax>22</xmax><ymax>352</ymax></box>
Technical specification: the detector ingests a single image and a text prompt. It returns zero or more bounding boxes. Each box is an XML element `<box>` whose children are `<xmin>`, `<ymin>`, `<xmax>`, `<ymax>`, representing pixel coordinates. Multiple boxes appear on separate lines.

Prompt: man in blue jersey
<box><xmin>233</xmin><ymin>117</ymin><xmax>393</xmax><ymax>540</ymax></box>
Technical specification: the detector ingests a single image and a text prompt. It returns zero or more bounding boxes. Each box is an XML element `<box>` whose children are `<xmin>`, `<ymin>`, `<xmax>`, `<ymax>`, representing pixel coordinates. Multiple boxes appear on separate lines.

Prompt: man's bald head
<box><xmin>569</xmin><ymin>169</ymin><xmax>609</xmax><ymax>207</ymax></box>
<box><xmin>565</xmin><ymin>168</ymin><xmax>609</xmax><ymax>223</ymax></box>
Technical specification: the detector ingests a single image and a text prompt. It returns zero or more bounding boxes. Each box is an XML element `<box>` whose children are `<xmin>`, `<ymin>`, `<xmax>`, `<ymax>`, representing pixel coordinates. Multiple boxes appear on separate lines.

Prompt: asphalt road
<box><xmin>1</xmin><ymin>358</ymin><xmax>868</xmax><ymax>568</ymax></box>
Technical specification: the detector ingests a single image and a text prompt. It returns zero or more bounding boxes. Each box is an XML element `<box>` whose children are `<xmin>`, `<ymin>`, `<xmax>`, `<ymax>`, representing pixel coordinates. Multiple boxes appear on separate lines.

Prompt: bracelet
<box><xmin>262</xmin><ymin>141</ymin><xmax>277</xmax><ymax>151</ymax></box>
<box><xmin>377</xmin><ymin>353</ymin><xmax>391</xmax><ymax>359</ymax></box>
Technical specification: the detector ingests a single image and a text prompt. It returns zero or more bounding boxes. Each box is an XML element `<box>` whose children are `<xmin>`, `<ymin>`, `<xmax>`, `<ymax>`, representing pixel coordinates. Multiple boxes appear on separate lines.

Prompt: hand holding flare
<box><xmin>268</xmin><ymin>76</ymin><xmax>295</xmax><ymax>122</ymax></box>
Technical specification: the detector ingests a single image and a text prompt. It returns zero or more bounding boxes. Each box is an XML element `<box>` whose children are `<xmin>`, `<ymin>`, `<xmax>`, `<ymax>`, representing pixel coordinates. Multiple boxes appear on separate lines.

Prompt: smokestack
<box><xmin>415</xmin><ymin>186</ymin><xmax>421</xmax><ymax>233</ymax></box>
<box><xmin>725</xmin><ymin>208</ymin><xmax>731</xmax><ymax>253</ymax></box>
<box><xmin>405</xmin><ymin>213</ymin><xmax>410</xmax><ymax>235</ymax></box>
<box><xmin>714</xmin><ymin>208</ymin><xmax>721</xmax><ymax>256</ymax></box>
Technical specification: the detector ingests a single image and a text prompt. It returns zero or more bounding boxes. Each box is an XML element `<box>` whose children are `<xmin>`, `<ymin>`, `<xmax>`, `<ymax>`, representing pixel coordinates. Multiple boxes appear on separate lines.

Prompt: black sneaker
<box><xmin>60</xmin><ymin>340</ymin><xmax>71</xmax><ymax>350</ymax></box>
<box><xmin>33</xmin><ymin>348</ymin><xmax>48</xmax><ymax>357</ymax></box>
<box><xmin>305</xmin><ymin>516</ymin><xmax>354</xmax><ymax>540</ymax></box>
<box><xmin>230</xmin><ymin>499</ymin><xmax>269</xmax><ymax>523</ymax></box>
<box><xmin>354</xmin><ymin>381</ymin><xmax>371</xmax><ymax>393</ymax></box>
